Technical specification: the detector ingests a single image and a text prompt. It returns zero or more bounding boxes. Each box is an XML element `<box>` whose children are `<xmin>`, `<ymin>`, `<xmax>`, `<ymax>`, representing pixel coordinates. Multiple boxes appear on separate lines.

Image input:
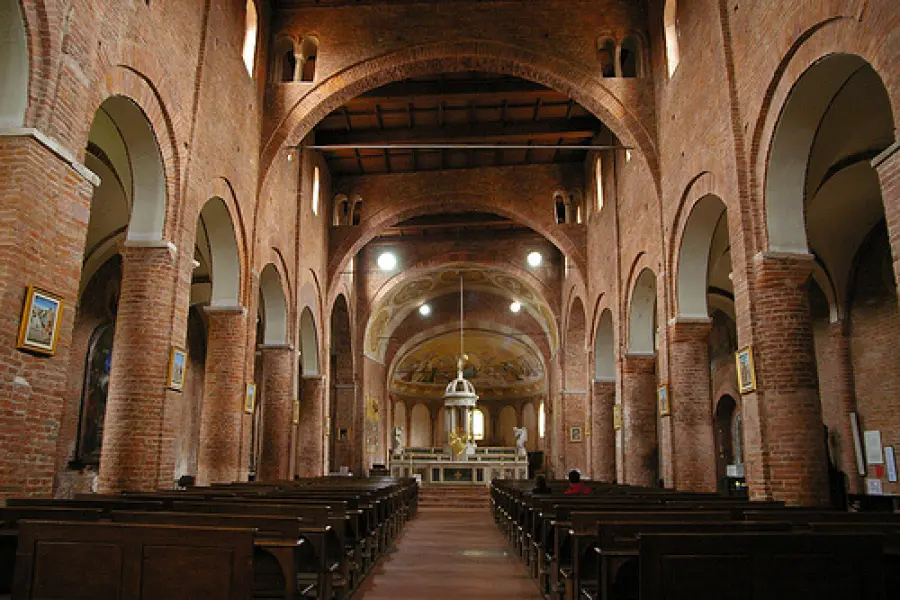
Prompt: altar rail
<box><xmin>390</xmin><ymin>447</ymin><xmax>527</xmax><ymax>485</ymax></box>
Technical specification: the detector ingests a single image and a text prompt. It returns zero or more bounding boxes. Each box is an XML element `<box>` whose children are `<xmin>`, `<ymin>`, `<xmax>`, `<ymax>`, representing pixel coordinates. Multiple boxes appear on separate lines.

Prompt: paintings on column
<box><xmin>16</xmin><ymin>286</ymin><xmax>63</xmax><ymax>356</ymax></box>
<box><xmin>734</xmin><ymin>345</ymin><xmax>756</xmax><ymax>394</ymax></box>
<box><xmin>167</xmin><ymin>347</ymin><xmax>187</xmax><ymax>391</ymax></box>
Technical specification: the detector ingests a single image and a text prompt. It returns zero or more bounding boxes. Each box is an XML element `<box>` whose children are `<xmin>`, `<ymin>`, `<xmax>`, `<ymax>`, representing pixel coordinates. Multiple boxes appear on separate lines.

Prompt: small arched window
<box><xmin>595</xmin><ymin>156</ymin><xmax>604</xmax><ymax>212</ymax></box>
<box><xmin>76</xmin><ymin>323</ymin><xmax>116</xmax><ymax>465</ymax></box>
<box><xmin>242</xmin><ymin>0</ymin><xmax>258</xmax><ymax>77</ymax></box>
<box><xmin>664</xmin><ymin>0</ymin><xmax>680</xmax><ymax>77</ymax></box>
<box><xmin>554</xmin><ymin>192</ymin><xmax>567</xmax><ymax>224</ymax></box>
<box><xmin>620</xmin><ymin>36</ymin><xmax>640</xmax><ymax>78</ymax></box>
<box><xmin>351</xmin><ymin>197</ymin><xmax>362</xmax><ymax>226</ymax></box>
<box><xmin>300</xmin><ymin>36</ymin><xmax>319</xmax><ymax>82</ymax></box>
<box><xmin>472</xmin><ymin>409</ymin><xmax>485</xmax><ymax>441</ymax></box>
<box><xmin>597</xmin><ymin>38</ymin><xmax>616</xmax><ymax>78</ymax></box>
<box><xmin>333</xmin><ymin>194</ymin><xmax>349</xmax><ymax>226</ymax></box>
<box><xmin>312</xmin><ymin>166</ymin><xmax>320</xmax><ymax>216</ymax></box>
<box><xmin>272</xmin><ymin>37</ymin><xmax>298</xmax><ymax>83</ymax></box>
<box><xmin>538</xmin><ymin>401</ymin><xmax>546</xmax><ymax>439</ymax></box>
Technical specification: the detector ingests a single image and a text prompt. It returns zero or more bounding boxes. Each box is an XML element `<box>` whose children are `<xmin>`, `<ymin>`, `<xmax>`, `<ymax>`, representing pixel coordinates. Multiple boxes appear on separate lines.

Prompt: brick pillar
<box><xmin>0</xmin><ymin>132</ymin><xmax>96</xmax><ymax>497</ymax></box>
<box><xmin>668</xmin><ymin>318</ymin><xmax>717</xmax><ymax>492</ymax></box>
<box><xmin>97</xmin><ymin>242</ymin><xmax>180</xmax><ymax>492</ymax></box>
<box><xmin>296</xmin><ymin>376</ymin><xmax>326</xmax><ymax>477</ymax></box>
<box><xmin>196</xmin><ymin>306</ymin><xmax>247</xmax><ymax>485</ymax></box>
<box><xmin>331</xmin><ymin>383</ymin><xmax>356</xmax><ymax>472</ymax></box>
<box><xmin>591</xmin><ymin>380</ymin><xmax>616</xmax><ymax>482</ymax></box>
<box><xmin>622</xmin><ymin>353</ymin><xmax>657</xmax><ymax>486</ymax></box>
<box><xmin>752</xmin><ymin>253</ymin><xmax>829</xmax><ymax>506</ymax></box>
<box><xmin>818</xmin><ymin>322</ymin><xmax>862</xmax><ymax>495</ymax></box>
<box><xmin>872</xmin><ymin>142</ymin><xmax>900</xmax><ymax>303</ymax></box>
<box><xmin>258</xmin><ymin>345</ymin><xmax>294</xmax><ymax>481</ymax></box>
<box><xmin>561</xmin><ymin>390</ymin><xmax>587</xmax><ymax>472</ymax></box>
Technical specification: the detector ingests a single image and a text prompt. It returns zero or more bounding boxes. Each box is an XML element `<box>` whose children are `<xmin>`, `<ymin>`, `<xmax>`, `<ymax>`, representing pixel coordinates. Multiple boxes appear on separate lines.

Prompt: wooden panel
<box><xmin>31</xmin><ymin>541</ymin><xmax>123</xmax><ymax>600</ymax></box>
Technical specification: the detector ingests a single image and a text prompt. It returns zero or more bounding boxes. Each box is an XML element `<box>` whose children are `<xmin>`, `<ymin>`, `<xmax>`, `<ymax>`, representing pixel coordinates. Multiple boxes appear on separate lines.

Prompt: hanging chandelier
<box><xmin>443</xmin><ymin>274</ymin><xmax>478</xmax><ymax>458</ymax></box>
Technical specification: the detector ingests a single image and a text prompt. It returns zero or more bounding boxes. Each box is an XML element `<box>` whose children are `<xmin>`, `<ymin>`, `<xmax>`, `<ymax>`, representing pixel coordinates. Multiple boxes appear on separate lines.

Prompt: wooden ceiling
<box><xmin>314</xmin><ymin>72</ymin><xmax>606</xmax><ymax>176</ymax></box>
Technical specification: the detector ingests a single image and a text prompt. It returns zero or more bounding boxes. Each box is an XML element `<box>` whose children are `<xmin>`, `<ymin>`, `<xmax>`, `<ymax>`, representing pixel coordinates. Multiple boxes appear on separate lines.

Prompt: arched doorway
<box><xmin>592</xmin><ymin>309</ymin><xmax>616</xmax><ymax>482</ymax></box>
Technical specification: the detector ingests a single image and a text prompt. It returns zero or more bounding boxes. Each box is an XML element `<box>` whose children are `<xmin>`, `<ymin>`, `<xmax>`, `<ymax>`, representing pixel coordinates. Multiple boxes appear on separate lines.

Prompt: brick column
<box><xmin>0</xmin><ymin>132</ymin><xmax>96</xmax><ymax>497</ymax></box>
<box><xmin>621</xmin><ymin>353</ymin><xmax>657</xmax><ymax>486</ymax></box>
<box><xmin>331</xmin><ymin>383</ymin><xmax>356</xmax><ymax>472</ymax></box>
<box><xmin>668</xmin><ymin>318</ymin><xmax>717</xmax><ymax>492</ymax></box>
<box><xmin>591</xmin><ymin>380</ymin><xmax>616</xmax><ymax>482</ymax></box>
<box><xmin>751</xmin><ymin>253</ymin><xmax>829</xmax><ymax>506</ymax></box>
<box><xmin>817</xmin><ymin>322</ymin><xmax>862</xmax><ymax>495</ymax></box>
<box><xmin>98</xmin><ymin>242</ymin><xmax>180</xmax><ymax>492</ymax></box>
<box><xmin>872</xmin><ymin>142</ymin><xmax>900</xmax><ymax>304</ymax></box>
<box><xmin>561</xmin><ymin>390</ymin><xmax>587</xmax><ymax>472</ymax></box>
<box><xmin>258</xmin><ymin>345</ymin><xmax>294</xmax><ymax>481</ymax></box>
<box><xmin>196</xmin><ymin>306</ymin><xmax>247</xmax><ymax>486</ymax></box>
<box><xmin>296</xmin><ymin>376</ymin><xmax>326</xmax><ymax>477</ymax></box>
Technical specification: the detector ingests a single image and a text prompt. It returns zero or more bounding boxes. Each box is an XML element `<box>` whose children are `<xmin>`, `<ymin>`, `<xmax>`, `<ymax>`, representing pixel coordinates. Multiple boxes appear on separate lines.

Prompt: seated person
<box><xmin>531</xmin><ymin>474</ymin><xmax>552</xmax><ymax>495</ymax></box>
<box><xmin>564</xmin><ymin>469</ymin><xmax>591</xmax><ymax>495</ymax></box>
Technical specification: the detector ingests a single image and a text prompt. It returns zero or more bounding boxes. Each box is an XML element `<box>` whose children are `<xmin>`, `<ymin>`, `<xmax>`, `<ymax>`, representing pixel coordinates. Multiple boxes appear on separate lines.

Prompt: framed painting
<box><xmin>570</xmin><ymin>426</ymin><xmax>583</xmax><ymax>442</ymax></box>
<box><xmin>613</xmin><ymin>404</ymin><xmax>622</xmax><ymax>430</ymax></box>
<box><xmin>244</xmin><ymin>382</ymin><xmax>257</xmax><ymax>414</ymax></box>
<box><xmin>17</xmin><ymin>286</ymin><xmax>64</xmax><ymax>356</ymax></box>
<box><xmin>167</xmin><ymin>347</ymin><xmax>187</xmax><ymax>391</ymax></box>
<box><xmin>658</xmin><ymin>385</ymin><xmax>671</xmax><ymax>417</ymax></box>
<box><xmin>735</xmin><ymin>345</ymin><xmax>757</xmax><ymax>394</ymax></box>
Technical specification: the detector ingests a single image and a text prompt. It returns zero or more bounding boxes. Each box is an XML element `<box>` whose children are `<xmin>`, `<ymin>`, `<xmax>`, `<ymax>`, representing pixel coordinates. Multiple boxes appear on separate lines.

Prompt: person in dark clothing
<box><xmin>565</xmin><ymin>469</ymin><xmax>591</xmax><ymax>495</ymax></box>
<box><xmin>531</xmin><ymin>474</ymin><xmax>552</xmax><ymax>495</ymax></box>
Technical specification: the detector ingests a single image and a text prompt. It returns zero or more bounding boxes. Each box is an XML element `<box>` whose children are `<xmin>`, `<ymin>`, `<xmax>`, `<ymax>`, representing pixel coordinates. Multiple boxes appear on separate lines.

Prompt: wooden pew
<box><xmin>639</xmin><ymin>532</ymin><xmax>886</xmax><ymax>600</ymax></box>
<box><xmin>12</xmin><ymin>520</ymin><xmax>255</xmax><ymax>600</ymax></box>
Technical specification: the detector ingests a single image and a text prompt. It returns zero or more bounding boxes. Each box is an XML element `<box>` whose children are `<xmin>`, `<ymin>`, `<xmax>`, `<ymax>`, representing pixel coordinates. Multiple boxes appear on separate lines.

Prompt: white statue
<box><xmin>514</xmin><ymin>426</ymin><xmax>528</xmax><ymax>456</ymax></box>
<box><xmin>392</xmin><ymin>425</ymin><xmax>405</xmax><ymax>458</ymax></box>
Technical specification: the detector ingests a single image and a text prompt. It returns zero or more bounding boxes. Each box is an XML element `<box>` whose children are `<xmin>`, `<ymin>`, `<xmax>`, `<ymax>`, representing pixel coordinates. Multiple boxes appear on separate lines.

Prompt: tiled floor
<box><xmin>354</xmin><ymin>508</ymin><xmax>542</xmax><ymax>599</ymax></box>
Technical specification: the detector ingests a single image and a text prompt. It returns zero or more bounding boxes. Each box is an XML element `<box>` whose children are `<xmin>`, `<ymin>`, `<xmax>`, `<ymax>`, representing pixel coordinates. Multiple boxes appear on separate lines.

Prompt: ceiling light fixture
<box><xmin>510</xmin><ymin>301</ymin><xmax>522</xmax><ymax>313</ymax></box>
<box><xmin>377</xmin><ymin>251</ymin><xmax>397</xmax><ymax>271</ymax></box>
<box><xmin>527</xmin><ymin>251</ymin><xmax>543</xmax><ymax>268</ymax></box>
<box><xmin>419</xmin><ymin>304</ymin><xmax>431</xmax><ymax>316</ymax></box>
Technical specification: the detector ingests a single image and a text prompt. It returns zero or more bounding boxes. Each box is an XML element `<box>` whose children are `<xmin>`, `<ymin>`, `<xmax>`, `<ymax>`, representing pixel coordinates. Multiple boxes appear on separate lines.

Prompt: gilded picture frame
<box><xmin>569</xmin><ymin>426</ymin><xmax>583</xmax><ymax>443</ymax></box>
<box><xmin>658</xmin><ymin>385</ymin><xmax>671</xmax><ymax>417</ymax></box>
<box><xmin>17</xmin><ymin>285</ymin><xmax>64</xmax><ymax>356</ymax></box>
<box><xmin>166</xmin><ymin>346</ymin><xmax>187</xmax><ymax>391</ymax></box>
<box><xmin>735</xmin><ymin>345</ymin><xmax>757</xmax><ymax>394</ymax></box>
<box><xmin>613</xmin><ymin>404</ymin><xmax>622</xmax><ymax>430</ymax></box>
<box><xmin>244</xmin><ymin>382</ymin><xmax>257</xmax><ymax>414</ymax></box>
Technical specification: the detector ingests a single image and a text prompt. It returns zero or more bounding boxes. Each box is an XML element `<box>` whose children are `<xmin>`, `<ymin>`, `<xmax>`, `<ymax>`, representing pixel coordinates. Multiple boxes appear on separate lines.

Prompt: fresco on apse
<box><xmin>390</xmin><ymin>330</ymin><xmax>545</xmax><ymax>399</ymax></box>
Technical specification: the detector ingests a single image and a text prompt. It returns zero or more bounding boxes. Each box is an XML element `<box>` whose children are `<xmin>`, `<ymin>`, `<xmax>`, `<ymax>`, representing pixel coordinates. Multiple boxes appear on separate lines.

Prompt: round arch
<box><xmin>564</xmin><ymin>296</ymin><xmax>587</xmax><ymax>392</ymax></box>
<box><xmin>299</xmin><ymin>306</ymin><xmax>320</xmax><ymax>376</ymax></box>
<box><xmin>260</xmin><ymin>263</ymin><xmax>288</xmax><ymax>344</ymax></box>
<box><xmin>327</xmin><ymin>195</ymin><xmax>587</xmax><ymax>291</ymax></box>
<box><xmin>629</xmin><ymin>268</ymin><xmax>657</xmax><ymax>354</ymax></box>
<box><xmin>260</xmin><ymin>40</ymin><xmax>659</xmax><ymax>188</ymax></box>
<box><xmin>198</xmin><ymin>197</ymin><xmax>241</xmax><ymax>307</ymax></box>
<box><xmin>97</xmin><ymin>96</ymin><xmax>167</xmax><ymax>243</ymax></box>
<box><xmin>594</xmin><ymin>309</ymin><xmax>615</xmax><ymax>381</ymax></box>
<box><xmin>676</xmin><ymin>195</ymin><xmax>728</xmax><ymax>318</ymax></box>
<box><xmin>0</xmin><ymin>0</ymin><xmax>28</xmax><ymax>127</ymax></box>
<box><xmin>764</xmin><ymin>53</ymin><xmax>895</xmax><ymax>254</ymax></box>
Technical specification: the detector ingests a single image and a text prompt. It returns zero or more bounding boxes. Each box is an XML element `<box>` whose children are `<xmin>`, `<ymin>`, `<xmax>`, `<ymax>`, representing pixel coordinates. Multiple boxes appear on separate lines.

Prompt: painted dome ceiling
<box><xmin>389</xmin><ymin>329</ymin><xmax>546</xmax><ymax>400</ymax></box>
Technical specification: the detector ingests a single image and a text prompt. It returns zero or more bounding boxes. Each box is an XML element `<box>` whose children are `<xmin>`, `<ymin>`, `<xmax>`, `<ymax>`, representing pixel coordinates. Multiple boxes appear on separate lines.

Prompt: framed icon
<box><xmin>167</xmin><ymin>346</ymin><xmax>187</xmax><ymax>391</ymax></box>
<box><xmin>613</xmin><ymin>404</ymin><xmax>622</xmax><ymax>430</ymax></box>
<box><xmin>244</xmin><ymin>382</ymin><xmax>257</xmax><ymax>414</ymax></box>
<box><xmin>735</xmin><ymin>345</ymin><xmax>757</xmax><ymax>394</ymax></box>
<box><xmin>17</xmin><ymin>286</ymin><xmax>64</xmax><ymax>356</ymax></box>
<box><xmin>570</xmin><ymin>426</ymin><xmax>583</xmax><ymax>442</ymax></box>
<box><xmin>658</xmin><ymin>385</ymin><xmax>670</xmax><ymax>417</ymax></box>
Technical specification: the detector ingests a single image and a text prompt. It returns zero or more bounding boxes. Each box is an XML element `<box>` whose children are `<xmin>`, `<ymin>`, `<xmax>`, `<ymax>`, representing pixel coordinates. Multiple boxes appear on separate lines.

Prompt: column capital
<box><xmin>258</xmin><ymin>343</ymin><xmax>295</xmax><ymax>351</ymax></box>
<box><xmin>668</xmin><ymin>317</ymin><xmax>713</xmax><ymax>341</ymax></box>
<box><xmin>0</xmin><ymin>126</ymin><xmax>100</xmax><ymax>186</ymax></box>
<box><xmin>203</xmin><ymin>304</ymin><xmax>247</xmax><ymax>316</ymax></box>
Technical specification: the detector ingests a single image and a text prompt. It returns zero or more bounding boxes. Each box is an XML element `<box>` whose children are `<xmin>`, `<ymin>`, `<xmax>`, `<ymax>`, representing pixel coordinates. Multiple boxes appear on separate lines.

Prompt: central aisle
<box><xmin>354</xmin><ymin>507</ymin><xmax>542</xmax><ymax>599</ymax></box>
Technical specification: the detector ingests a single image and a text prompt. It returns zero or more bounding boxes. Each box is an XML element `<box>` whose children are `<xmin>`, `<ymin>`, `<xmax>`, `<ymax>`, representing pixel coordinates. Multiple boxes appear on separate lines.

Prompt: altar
<box><xmin>389</xmin><ymin>447</ymin><xmax>528</xmax><ymax>486</ymax></box>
